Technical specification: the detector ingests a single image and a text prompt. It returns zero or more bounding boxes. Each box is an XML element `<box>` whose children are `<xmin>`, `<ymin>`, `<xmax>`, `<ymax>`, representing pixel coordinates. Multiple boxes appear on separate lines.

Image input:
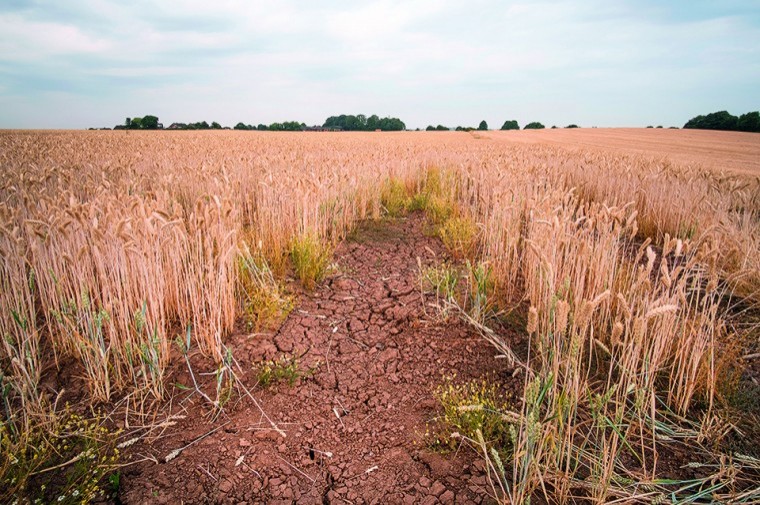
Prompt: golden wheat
<box><xmin>1</xmin><ymin>130</ymin><xmax>757</xmax><ymax>503</ymax></box>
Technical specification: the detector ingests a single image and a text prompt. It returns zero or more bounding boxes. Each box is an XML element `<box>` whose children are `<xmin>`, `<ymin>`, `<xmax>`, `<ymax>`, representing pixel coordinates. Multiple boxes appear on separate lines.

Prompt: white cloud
<box><xmin>0</xmin><ymin>13</ymin><xmax>111</xmax><ymax>60</ymax></box>
<box><xmin>0</xmin><ymin>0</ymin><xmax>758</xmax><ymax>128</ymax></box>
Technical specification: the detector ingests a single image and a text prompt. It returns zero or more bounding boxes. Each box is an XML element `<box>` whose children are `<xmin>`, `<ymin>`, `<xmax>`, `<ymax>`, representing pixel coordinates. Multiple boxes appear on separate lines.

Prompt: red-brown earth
<box><xmin>115</xmin><ymin>213</ymin><xmax>522</xmax><ymax>504</ymax></box>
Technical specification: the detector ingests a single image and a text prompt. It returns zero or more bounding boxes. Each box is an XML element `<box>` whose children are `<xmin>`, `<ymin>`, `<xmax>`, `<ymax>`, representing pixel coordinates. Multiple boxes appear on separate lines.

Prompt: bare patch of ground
<box><xmin>117</xmin><ymin>213</ymin><xmax>520</xmax><ymax>504</ymax></box>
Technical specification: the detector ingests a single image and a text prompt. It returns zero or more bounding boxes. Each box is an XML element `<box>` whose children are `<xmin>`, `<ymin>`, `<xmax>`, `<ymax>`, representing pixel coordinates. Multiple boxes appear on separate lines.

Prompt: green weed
<box><xmin>127</xmin><ymin>301</ymin><xmax>165</xmax><ymax>399</ymax></box>
<box><xmin>1</xmin><ymin>409</ymin><xmax>120</xmax><ymax>504</ymax></box>
<box><xmin>465</xmin><ymin>261</ymin><xmax>497</xmax><ymax>324</ymax></box>
<box><xmin>289</xmin><ymin>235</ymin><xmax>332</xmax><ymax>290</ymax></box>
<box><xmin>425</xmin><ymin>194</ymin><xmax>456</xmax><ymax>224</ymax></box>
<box><xmin>256</xmin><ymin>354</ymin><xmax>318</xmax><ymax>388</ymax></box>
<box><xmin>237</xmin><ymin>245</ymin><xmax>294</xmax><ymax>330</ymax></box>
<box><xmin>427</xmin><ymin>376</ymin><xmax>515</xmax><ymax>459</ymax></box>
<box><xmin>380</xmin><ymin>178</ymin><xmax>411</xmax><ymax>217</ymax></box>
<box><xmin>420</xmin><ymin>263</ymin><xmax>460</xmax><ymax>319</ymax></box>
<box><xmin>50</xmin><ymin>293</ymin><xmax>113</xmax><ymax>401</ymax></box>
<box><xmin>438</xmin><ymin>215</ymin><xmax>479</xmax><ymax>260</ymax></box>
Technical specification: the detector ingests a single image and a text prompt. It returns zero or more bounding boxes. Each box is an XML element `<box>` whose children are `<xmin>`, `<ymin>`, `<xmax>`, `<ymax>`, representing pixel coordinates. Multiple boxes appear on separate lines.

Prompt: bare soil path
<box><xmin>119</xmin><ymin>214</ymin><xmax>512</xmax><ymax>504</ymax></box>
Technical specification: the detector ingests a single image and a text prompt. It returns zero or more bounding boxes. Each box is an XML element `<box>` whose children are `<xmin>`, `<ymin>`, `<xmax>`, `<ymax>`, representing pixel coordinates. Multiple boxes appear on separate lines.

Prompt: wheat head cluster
<box><xmin>1</xmin><ymin>130</ymin><xmax>758</xmax><ymax>501</ymax></box>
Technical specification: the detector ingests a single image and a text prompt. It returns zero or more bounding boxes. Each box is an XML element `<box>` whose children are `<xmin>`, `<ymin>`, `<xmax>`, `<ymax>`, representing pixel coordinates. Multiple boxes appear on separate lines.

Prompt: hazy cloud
<box><xmin>1</xmin><ymin>0</ymin><xmax>758</xmax><ymax>128</ymax></box>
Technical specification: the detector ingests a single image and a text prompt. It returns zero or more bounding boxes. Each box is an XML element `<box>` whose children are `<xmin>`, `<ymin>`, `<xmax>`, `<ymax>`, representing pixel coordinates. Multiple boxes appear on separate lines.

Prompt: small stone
<box><xmin>254</xmin><ymin>430</ymin><xmax>281</xmax><ymax>441</ymax></box>
<box><xmin>239</xmin><ymin>438</ymin><xmax>251</xmax><ymax>447</ymax></box>
<box><xmin>440</xmin><ymin>490</ymin><xmax>455</xmax><ymax>504</ymax></box>
<box><xmin>430</xmin><ymin>481</ymin><xmax>446</xmax><ymax>496</ymax></box>
<box><xmin>471</xmin><ymin>475</ymin><xmax>487</xmax><ymax>486</ymax></box>
<box><xmin>218</xmin><ymin>479</ymin><xmax>233</xmax><ymax>493</ymax></box>
<box><xmin>420</xmin><ymin>496</ymin><xmax>438</xmax><ymax>505</ymax></box>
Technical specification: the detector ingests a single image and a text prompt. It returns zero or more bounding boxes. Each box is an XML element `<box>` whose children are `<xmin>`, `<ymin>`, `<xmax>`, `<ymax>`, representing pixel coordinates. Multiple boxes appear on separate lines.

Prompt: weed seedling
<box><xmin>256</xmin><ymin>354</ymin><xmax>317</xmax><ymax>387</ymax></box>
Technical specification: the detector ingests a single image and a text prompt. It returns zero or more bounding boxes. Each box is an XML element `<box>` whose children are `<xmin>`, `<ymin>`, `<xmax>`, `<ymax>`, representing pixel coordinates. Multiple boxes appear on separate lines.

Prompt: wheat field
<box><xmin>1</xmin><ymin>129</ymin><xmax>758</xmax><ymax>502</ymax></box>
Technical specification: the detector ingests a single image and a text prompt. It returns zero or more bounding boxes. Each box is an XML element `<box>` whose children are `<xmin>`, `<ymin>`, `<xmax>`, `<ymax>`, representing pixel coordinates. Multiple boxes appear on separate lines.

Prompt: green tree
<box><xmin>345</xmin><ymin>115</ymin><xmax>362</xmax><ymax>131</ymax></box>
<box><xmin>324</xmin><ymin>113</ymin><xmax>405</xmax><ymax>131</ymax></box>
<box><xmin>478</xmin><ymin>120</ymin><xmax>488</xmax><ymax>130</ymax></box>
<box><xmin>683</xmin><ymin>111</ymin><xmax>738</xmax><ymax>131</ymax></box>
<box><xmin>281</xmin><ymin>121</ymin><xmax>303</xmax><ymax>131</ymax></box>
<box><xmin>524</xmin><ymin>122</ymin><xmax>545</xmax><ymax>129</ymax></box>
<box><xmin>211</xmin><ymin>121</ymin><xmax>222</xmax><ymax>129</ymax></box>
<box><xmin>366</xmin><ymin>115</ymin><xmax>379</xmax><ymax>130</ymax></box>
<box><xmin>500</xmin><ymin>120</ymin><xmax>519</xmax><ymax>130</ymax></box>
<box><xmin>426</xmin><ymin>125</ymin><xmax>435</xmax><ymax>131</ymax></box>
<box><xmin>129</xmin><ymin>117</ymin><xmax>142</xmax><ymax>129</ymax></box>
<box><xmin>141</xmin><ymin>115</ymin><xmax>159</xmax><ymax>130</ymax></box>
<box><xmin>565</xmin><ymin>124</ymin><xmax>579</xmax><ymax>129</ymax></box>
<box><xmin>234</xmin><ymin>122</ymin><xmax>249</xmax><ymax>130</ymax></box>
<box><xmin>737</xmin><ymin>111</ymin><xmax>760</xmax><ymax>132</ymax></box>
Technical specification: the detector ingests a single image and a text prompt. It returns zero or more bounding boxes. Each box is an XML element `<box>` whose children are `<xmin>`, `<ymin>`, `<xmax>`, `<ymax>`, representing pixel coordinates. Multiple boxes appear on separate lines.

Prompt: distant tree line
<box><xmin>427</xmin><ymin>119</ymin><xmax>566</xmax><ymax>132</ymax></box>
<box><xmin>114</xmin><ymin>116</ymin><xmax>161</xmax><ymax>130</ymax></box>
<box><xmin>683</xmin><ymin>110</ymin><xmax>759</xmax><ymax>132</ymax></box>
<box><xmin>110</xmin><ymin>114</ymin><xmax>406</xmax><ymax>132</ymax></box>
<box><xmin>233</xmin><ymin>121</ymin><xmax>305</xmax><ymax>131</ymax></box>
<box><xmin>322</xmin><ymin>114</ymin><xmax>405</xmax><ymax>131</ymax></box>
<box><xmin>500</xmin><ymin>120</ymin><xmax>567</xmax><ymax>130</ymax></box>
<box><xmin>427</xmin><ymin>123</ymin><xmax>486</xmax><ymax>131</ymax></box>
<box><xmin>165</xmin><ymin>120</ymin><xmax>225</xmax><ymax>130</ymax></box>
<box><xmin>104</xmin><ymin>114</ymin><xmax>594</xmax><ymax>133</ymax></box>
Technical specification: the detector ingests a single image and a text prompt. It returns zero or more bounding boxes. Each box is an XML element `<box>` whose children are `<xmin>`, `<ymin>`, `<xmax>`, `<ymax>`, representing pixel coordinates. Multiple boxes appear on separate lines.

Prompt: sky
<box><xmin>0</xmin><ymin>0</ymin><xmax>758</xmax><ymax>129</ymax></box>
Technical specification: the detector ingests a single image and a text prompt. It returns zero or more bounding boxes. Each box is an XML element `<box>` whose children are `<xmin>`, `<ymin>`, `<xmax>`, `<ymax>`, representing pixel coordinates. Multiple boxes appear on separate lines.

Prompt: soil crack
<box><xmin>121</xmin><ymin>214</ymin><xmax>509</xmax><ymax>504</ymax></box>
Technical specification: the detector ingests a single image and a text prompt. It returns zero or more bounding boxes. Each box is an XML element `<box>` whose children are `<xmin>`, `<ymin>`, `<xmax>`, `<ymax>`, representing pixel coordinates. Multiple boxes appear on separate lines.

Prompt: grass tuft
<box><xmin>256</xmin><ymin>354</ymin><xmax>318</xmax><ymax>388</ymax></box>
<box><xmin>438</xmin><ymin>215</ymin><xmax>479</xmax><ymax>260</ymax></box>
<box><xmin>380</xmin><ymin>178</ymin><xmax>412</xmax><ymax>217</ymax></box>
<box><xmin>237</xmin><ymin>244</ymin><xmax>294</xmax><ymax>331</ymax></box>
<box><xmin>290</xmin><ymin>234</ymin><xmax>332</xmax><ymax>290</ymax></box>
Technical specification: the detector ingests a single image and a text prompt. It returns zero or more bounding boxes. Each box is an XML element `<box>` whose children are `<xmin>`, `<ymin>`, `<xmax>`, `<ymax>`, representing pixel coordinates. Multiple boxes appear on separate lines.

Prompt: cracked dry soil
<box><xmin>120</xmin><ymin>213</ymin><xmax>515</xmax><ymax>504</ymax></box>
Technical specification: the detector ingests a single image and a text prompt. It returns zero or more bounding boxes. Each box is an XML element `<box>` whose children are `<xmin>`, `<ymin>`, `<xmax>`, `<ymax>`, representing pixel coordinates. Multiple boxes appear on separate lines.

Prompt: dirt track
<box><xmin>119</xmin><ymin>214</ymin><xmax>516</xmax><ymax>504</ymax></box>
